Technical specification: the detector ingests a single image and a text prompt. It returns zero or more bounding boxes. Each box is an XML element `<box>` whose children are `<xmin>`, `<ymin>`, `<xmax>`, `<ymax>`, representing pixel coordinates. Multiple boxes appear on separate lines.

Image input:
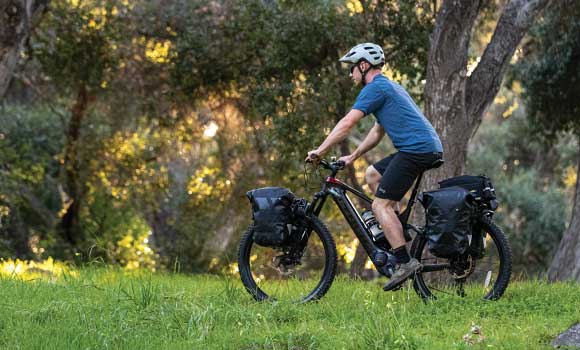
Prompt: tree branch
<box><xmin>466</xmin><ymin>0</ymin><xmax>551</xmax><ymax>133</ymax></box>
<box><xmin>0</xmin><ymin>0</ymin><xmax>48</xmax><ymax>99</ymax></box>
<box><xmin>427</xmin><ymin>0</ymin><xmax>483</xmax><ymax>80</ymax></box>
<box><xmin>424</xmin><ymin>0</ymin><xmax>483</xmax><ymax>127</ymax></box>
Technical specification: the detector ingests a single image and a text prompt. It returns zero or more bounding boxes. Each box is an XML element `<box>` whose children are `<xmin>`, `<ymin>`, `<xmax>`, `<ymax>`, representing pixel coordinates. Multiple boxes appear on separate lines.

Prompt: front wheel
<box><xmin>410</xmin><ymin>215</ymin><xmax>512</xmax><ymax>301</ymax></box>
<box><xmin>238</xmin><ymin>216</ymin><xmax>338</xmax><ymax>302</ymax></box>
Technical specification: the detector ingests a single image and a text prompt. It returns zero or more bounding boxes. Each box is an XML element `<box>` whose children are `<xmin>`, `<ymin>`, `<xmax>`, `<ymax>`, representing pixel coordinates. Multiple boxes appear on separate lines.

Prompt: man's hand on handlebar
<box><xmin>305</xmin><ymin>150</ymin><xmax>322</xmax><ymax>163</ymax></box>
<box><xmin>338</xmin><ymin>154</ymin><xmax>356</xmax><ymax>167</ymax></box>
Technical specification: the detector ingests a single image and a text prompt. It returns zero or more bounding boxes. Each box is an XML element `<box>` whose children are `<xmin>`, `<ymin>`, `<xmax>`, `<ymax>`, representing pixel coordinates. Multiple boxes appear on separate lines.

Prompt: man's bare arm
<box><xmin>315</xmin><ymin>109</ymin><xmax>365</xmax><ymax>156</ymax></box>
<box><xmin>351</xmin><ymin>122</ymin><xmax>385</xmax><ymax>159</ymax></box>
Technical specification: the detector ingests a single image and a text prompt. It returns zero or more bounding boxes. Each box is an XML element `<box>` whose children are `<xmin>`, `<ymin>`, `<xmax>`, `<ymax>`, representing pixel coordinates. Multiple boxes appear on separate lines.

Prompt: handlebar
<box><xmin>303</xmin><ymin>157</ymin><xmax>346</xmax><ymax>189</ymax></box>
<box><xmin>306</xmin><ymin>157</ymin><xmax>345</xmax><ymax>175</ymax></box>
<box><xmin>319</xmin><ymin>159</ymin><xmax>345</xmax><ymax>171</ymax></box>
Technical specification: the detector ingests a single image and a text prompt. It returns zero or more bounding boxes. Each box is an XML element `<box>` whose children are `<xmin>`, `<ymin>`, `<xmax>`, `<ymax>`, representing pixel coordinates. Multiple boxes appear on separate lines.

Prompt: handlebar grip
<box><xmin>306</xmin><ymin>153</ymin><xmax>320</xmax><ymax>163</ymax></box>
<box><xmin>336</xmin><ymin>160</ymin><xmax>345</xmax><ymax>168</ymax></box>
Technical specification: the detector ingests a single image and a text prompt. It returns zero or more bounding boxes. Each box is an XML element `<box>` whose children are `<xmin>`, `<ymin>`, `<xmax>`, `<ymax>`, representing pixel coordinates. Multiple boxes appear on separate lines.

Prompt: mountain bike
<box><xmin>238</xmin><ymin>158</ymin><xmax>512</xmax><ymax>302</ymax></box>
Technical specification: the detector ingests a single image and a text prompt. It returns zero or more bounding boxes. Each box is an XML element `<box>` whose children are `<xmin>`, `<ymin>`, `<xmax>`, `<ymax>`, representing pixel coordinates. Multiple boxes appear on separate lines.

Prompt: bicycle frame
<box><xmin>303</xmin><ymin>160</ymin><xmax>429</xmax><ymax>277</ymax></box>
<box><xmin>308</xmin><ymin>174</ymin><xmax>380</xmax><ymax>260</ymax></box>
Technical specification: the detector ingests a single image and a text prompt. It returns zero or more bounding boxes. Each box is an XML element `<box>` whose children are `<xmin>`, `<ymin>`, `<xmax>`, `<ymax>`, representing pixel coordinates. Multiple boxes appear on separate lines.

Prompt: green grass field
<box><xmin>1</xmin><ymin>267</ymin><xmax>578</xmax><ymax>350</ymax></box>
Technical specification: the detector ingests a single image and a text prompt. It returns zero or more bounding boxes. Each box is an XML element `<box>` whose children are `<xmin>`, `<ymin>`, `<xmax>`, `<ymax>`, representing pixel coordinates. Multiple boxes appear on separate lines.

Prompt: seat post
<box><xmin>408</xmin><ymin>172</ymin><xmax>424</xmax><ymax>209</ymax></box>
<box><xmin>398</xmin><ymin>171</ymin><xmax>424</xmax><ymax>228</ymax></box>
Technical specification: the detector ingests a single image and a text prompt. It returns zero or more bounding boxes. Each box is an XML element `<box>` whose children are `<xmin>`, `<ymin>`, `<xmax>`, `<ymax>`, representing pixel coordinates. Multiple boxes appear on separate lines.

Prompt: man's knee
<box><xmin>365</xmin><ymin>166</ymin><xmax>381</xmax><ymax>186</ymax></box>
<box><xmin>372</xmin><ymin>197</ymin><xmax>397</xmax><ymax>213</ymax></box>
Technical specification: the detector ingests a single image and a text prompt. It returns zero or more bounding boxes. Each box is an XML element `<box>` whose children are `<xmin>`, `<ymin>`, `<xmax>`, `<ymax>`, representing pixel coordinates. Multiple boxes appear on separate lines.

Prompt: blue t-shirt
<box><xmin>352</xmin><ymin>75</ymin><xmax>443</xmax><ymax>154</ymax></box>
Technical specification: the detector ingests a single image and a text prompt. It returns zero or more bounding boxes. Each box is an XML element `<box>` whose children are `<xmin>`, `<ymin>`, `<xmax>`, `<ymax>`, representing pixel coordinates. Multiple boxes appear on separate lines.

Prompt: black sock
<box><xmin>393</xmin><ymin>246</ymin><xmax>410</xmax><ymax>264</ymax></box>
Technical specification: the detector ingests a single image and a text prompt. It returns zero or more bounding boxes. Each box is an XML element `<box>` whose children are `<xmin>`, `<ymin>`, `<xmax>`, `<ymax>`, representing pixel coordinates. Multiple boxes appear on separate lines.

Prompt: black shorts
<box><xmin>373</xmin><ymin>151</ymin><xmax>443</xmax><ymax>201</ymax></box>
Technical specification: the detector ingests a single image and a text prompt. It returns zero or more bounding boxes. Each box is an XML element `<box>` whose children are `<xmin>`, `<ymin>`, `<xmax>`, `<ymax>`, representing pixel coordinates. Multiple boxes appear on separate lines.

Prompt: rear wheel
<box><xmin>238</xmin><ymin>216</ymin><xmax>337</xmax><ymax>302</ymax></box>
<box><xmin>410</xmin><ymin>215</ymin><xmax>512</xmax><ymax>301</ymax></box>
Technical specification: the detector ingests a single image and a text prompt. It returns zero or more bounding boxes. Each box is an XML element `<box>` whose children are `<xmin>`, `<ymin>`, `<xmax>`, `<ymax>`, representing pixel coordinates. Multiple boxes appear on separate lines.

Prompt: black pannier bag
<box><xmin>439</xmin><ymin>175</ymin><xmax>498</xmax><ymax>211</ymax></box>
<box><xmin>419</xmin><ymin>186</ymin><xmax>475</xmax><ymax>258</ymax></box>
<box><xmin>439</xmin><ymin>175</ymin><xmax>498</xmax><ymax>258</ymax></box>
<box><xmin>246</xmin><ymin>187</ymin><xmax>296</xmax><ymax>247</ymax></box>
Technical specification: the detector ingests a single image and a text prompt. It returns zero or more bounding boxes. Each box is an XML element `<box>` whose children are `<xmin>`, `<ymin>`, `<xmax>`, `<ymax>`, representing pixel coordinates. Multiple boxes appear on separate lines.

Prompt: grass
<box><xmin>1</xmin><ymin>267</ymin><xmax>579</xmax><ymax>350</ymax></box>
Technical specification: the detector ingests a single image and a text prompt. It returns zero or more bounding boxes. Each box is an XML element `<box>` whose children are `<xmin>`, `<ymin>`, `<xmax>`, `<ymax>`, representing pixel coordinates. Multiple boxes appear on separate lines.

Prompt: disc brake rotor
<box><xmin>271</xmin><ymin>254</ymin><xmax>300</xmax><ymax>276</ymax></box>
<box><xmin>450</xmin><ymin>255</ymin><xmax>476</xmax><ymax>279</ymax></box>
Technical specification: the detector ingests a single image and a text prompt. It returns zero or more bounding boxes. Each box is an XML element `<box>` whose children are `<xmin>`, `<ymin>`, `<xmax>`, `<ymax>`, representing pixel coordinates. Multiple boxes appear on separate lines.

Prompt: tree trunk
<box><xmin>423</xmin><ymin>0</ymin><xmax>551</xmax><ymax>193</ymax></box>
<box><xmin>147</xmin><ymin>209</ymin><xmax>178</xmax><ymax>259</ymax></box>
<box><xmin>0</xmin><ymin>0</ymin><xmax>47</xmax><ymax>99</ymax></box>
<box><xmin>60</xmin><ymin>84</ymin><xmax>93</xmax><ymax>246</ymax></box>
<box><xmin>547</xmin><ymin>146</ymin><xmax>580</xmax><ymax>281</ymax></box>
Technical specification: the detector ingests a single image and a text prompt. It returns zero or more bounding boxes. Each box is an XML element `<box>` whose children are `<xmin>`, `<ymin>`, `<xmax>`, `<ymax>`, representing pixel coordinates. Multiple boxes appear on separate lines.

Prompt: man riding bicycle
<box><xmin>306</xmin><ymin>43</ymin><xmax>443</xmax><ymax>291</ymax></box>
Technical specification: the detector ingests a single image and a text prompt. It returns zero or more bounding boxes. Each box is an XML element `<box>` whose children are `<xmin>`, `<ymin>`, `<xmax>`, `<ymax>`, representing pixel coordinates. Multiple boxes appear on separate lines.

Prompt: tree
<box><xmin>515</xmin><ymin>0</ymin><xmax>580</xmax><ymax>281</ymax></box>
<box><xmin>422</xmin><ymin>0</ymin><xmax>551</xmax><ymax>192</ymax></box>
<box><xmin>33</xmin><ymin>0</ymin><xmax>126</xmax><ymax>248</ymax></box>
<box><xmin>0</xmin><ymin>0</ymin><xmax>47</xmax><ymax>99</ymax></box>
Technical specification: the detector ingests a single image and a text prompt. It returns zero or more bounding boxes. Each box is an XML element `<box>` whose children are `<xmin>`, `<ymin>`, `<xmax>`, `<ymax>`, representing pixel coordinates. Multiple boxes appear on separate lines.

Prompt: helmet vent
<box><xmin>341</xmin><ymin>43</ymin><xmax>385</xmax><ymax>66</ymax></box>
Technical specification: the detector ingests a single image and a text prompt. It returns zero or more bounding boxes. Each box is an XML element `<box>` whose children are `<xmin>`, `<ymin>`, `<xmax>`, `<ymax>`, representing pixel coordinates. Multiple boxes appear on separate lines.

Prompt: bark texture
<box><xmin>0</xmin><ymin>0</ymin><xmax>47</xmax><ymax>99</ymax></box>
<box><xmin>423</xmin><ymin>0</ymin><xmax>551</xmax><ymax>192</ymax></box>
<box><xmin>547</xmin><ymin>149</ymin><xmax>580</xmax><ymax>281</ymax></box>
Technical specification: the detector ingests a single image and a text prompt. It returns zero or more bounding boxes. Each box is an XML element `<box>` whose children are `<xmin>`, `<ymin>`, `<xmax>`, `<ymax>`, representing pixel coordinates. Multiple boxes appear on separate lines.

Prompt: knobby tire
<box><xmin>238</xmin><ymin>216</ymin><xmax>338</xmax><ymax>302</ymax></box>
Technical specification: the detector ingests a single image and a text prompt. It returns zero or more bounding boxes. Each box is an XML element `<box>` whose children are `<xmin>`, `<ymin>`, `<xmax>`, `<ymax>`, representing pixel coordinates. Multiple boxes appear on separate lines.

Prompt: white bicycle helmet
<box><xmin>339</xmin><ymin>43</ymin><xmax>385</xmax><ymax>66</ymax></box>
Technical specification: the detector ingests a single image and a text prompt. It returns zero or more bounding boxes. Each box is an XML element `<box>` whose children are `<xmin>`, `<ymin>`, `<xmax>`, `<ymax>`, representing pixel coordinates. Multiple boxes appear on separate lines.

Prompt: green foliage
<box><xmin>0</xmin><ymin>105</ymin><xmax>64</xmax><ymax>258</ymax></box>
<box><xmin>33</xmin><ymin>0</ymin><xmax>128</xmax><ymax>92</ymax></box>
<box><xmin>501</xmin><ymin>1</ymin><xmax>580</xmax><ymax>273</ymax></box>
<box><xmin>5</xmin><ymin>0</ymin><xmax>434</xmax><ymax>271</ymax></box>
<box><xmin>1</xmin><ymin>270</ymin><xmax>580</xmax><ymax>349</ymax></box>
<box><xmin>467</xmin><ymin>115</ymin><xmax>573</xmax><ymax>274</ymax></box>
<box><xmin>0</xmin><ymin>105</ymin><xmax>63</xmax><ymax>187</ymax></box>
<box><xmin>170</xmin><ymin>0</ymin><xmax>433</xmax><ymax>188</ymax></box>
<box><xmin>496</xmin><ymin>171</ymin><xmax>567</xmax><ymax>270</ymax></box>
<box><xmin>81</xmin><ymin>191</ymin><xmax>157</xmax><ymax>270</ymax></box>
<box><xmin>515</xmin><ymin>1</ymin><xmax>580</xmax><ymax>139</ymax></box>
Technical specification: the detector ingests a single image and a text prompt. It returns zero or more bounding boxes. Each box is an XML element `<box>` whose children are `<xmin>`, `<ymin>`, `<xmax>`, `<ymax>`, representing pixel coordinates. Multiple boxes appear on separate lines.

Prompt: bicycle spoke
<box><xmin>425</xmin><ymin>284</ymin><xmax>454</xmax><ymax>296</ymax></box>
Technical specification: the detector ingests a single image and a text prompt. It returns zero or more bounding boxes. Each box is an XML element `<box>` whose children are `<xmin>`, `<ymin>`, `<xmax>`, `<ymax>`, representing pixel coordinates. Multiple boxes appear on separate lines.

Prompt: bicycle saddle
<box><xmin>431</xmin><ymin>158</ymin><xmax>445</xmax><ymax>169</ymax></box>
